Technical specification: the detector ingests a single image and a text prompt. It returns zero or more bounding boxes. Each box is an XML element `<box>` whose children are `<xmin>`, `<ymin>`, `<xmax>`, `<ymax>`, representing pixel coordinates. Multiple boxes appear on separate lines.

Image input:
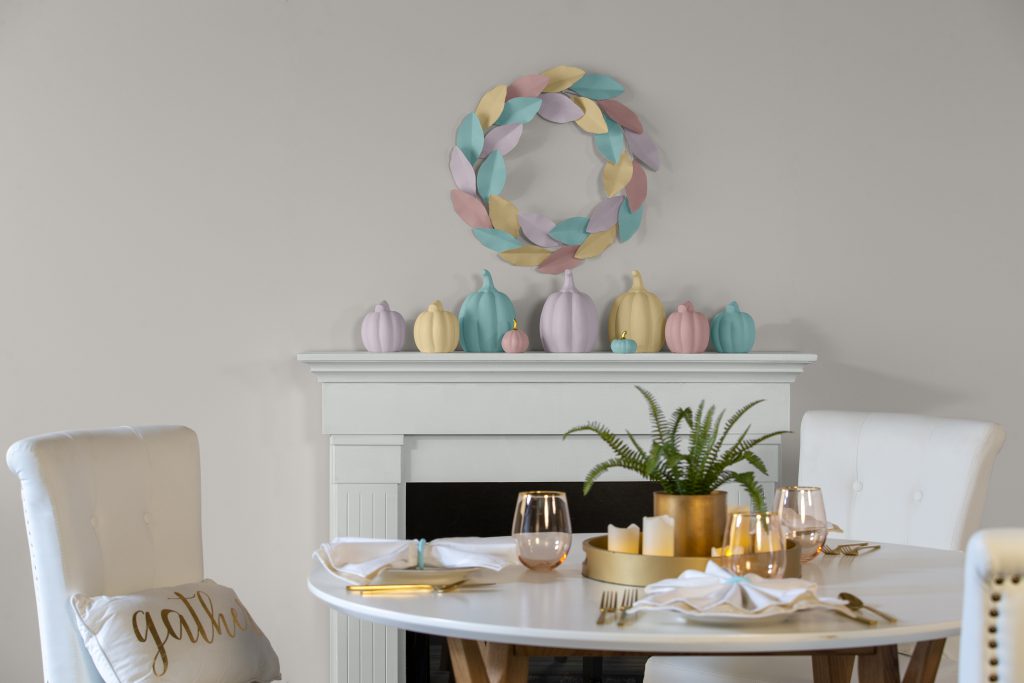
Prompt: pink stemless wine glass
<box><xmin>511</xmin><ymin>491</ymin><xmax>572</xmax><ymax>570</ymax></box>
<box><xmin>722</xmin><ymin>511</ymin><xmax>787</xmax><ymax>578</ymax></box>
<box><xmin>774</xmin><ymin>485</ymin><xmax>828</xmax><ymax>563</ymax></box>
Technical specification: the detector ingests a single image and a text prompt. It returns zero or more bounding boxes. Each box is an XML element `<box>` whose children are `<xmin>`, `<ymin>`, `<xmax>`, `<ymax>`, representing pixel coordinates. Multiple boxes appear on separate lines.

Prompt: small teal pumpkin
<box><xmin>710</xmin><ymin>301</ymin><xmax>756</xmax><ymax>353</ymax></box>
<box><xmin>458</xmin><ymin>269</ymin><xmax>516</xmax><ymax>352</ymax></box>
<box><xmin>611</xmin><ymin>331</ymin><xmax>638</xmax><ymax>354</ymax></box>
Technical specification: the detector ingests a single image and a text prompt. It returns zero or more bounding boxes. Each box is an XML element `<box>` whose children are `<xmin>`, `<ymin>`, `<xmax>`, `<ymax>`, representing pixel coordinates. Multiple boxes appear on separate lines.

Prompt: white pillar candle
<box><xmin>642</xmin><ymin>515</ymin><xmax>675</xmax><ymax>557</ymax></box>
<box><xmin>607</xmin><ymin>523</ymin><xmax>640</xmax><ymax>554</ymax></box>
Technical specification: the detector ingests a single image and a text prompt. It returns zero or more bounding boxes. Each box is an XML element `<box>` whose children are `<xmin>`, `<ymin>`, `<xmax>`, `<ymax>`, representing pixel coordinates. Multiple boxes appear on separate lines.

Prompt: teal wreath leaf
<box><xmin>456</xmin><ymin>113</ymin><xmax>484</xmax><ymax>165</ymax></box>
<box><xmin>570</xmin><ymin>73</ymin><xmax>625</xmax><ymax>100</ymax></box>
<box><xmin>594</xmin><ymin>117</ymin><xmax>624</xmax><ymax>163</ymax></box>
<box><xmin>473</xmin><ymin>227</ymin><xmax>521</xmax><ymax>253</ymax></box>
<box><xmin>476</xmin><ymin>151</ymin><xmax>506</xmax><ymax>199</ymax></box>
<box><xmin>494</xmin><ymin>97</ymin><xmax>542</xmax><ymax>126</ymax></box>
<box><xmin>549</xmin><ymin>217</ymin><xmax>589</xmax><ymax>245</ymax></box>
<box><xmin>618</xmin><ymin>201</ymin><xmax>644</xmax><ymax>242</ymax></box>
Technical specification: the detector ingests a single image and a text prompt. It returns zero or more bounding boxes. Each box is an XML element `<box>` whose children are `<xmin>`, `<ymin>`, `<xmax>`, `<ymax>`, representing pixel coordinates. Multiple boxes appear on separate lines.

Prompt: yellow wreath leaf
<box><xmin>602</xmin><ymin>151</ymin><xmax>634</xmax><ymax>196</ymax></box>
<box><xmin>541</xmin><ymin>65</ymin><xmax>585</xmax><ymax>93</ymax></box>
<box><xmin>488</xmin><ymin>195</ymin><xmax>519</xmax><ymax>236</ymax></box>
<box><xmin>475</xmin><ymin>85</ymin><xmax>508</xmax><ymax>129</ymax></box>
<box><xmin>499</xmin><ymin>245</ymin><xmax>551</xmax><ymax>266</ymax></box>
<box><xmin>570</xmin><ymin>95</ymin><xmax>608</xmax><ymax>134</ymax></box>
<box><xmin>575</xmin><ymin>227</ymin><xmax>618</xmax><ymax>259</ymax></box>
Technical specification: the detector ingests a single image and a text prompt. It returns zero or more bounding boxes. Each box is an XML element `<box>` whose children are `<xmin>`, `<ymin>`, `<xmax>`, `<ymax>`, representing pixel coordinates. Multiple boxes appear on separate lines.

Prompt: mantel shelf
<box><xmin>297</xmin><ymin>351</ymin><xmax>817</xmax><ymax>383</ymax></box>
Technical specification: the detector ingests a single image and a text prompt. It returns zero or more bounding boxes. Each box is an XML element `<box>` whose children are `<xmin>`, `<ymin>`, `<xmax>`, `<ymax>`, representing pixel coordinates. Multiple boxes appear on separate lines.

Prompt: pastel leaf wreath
<box><xmin>450</xmin><ymin>65</ymin><xmax>659</xmax><ymax>271</ymax></box>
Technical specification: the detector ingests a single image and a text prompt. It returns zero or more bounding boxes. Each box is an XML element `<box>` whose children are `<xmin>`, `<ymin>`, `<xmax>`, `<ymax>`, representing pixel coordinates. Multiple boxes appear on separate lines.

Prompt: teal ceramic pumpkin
<box><xmin>458</xmin><ymin>269</ymin><xmax>516</xmax><ymax>352</ymax></box>
<box><xmin>611</xmin><ymin>331</ymin><xmax>638</xmax><ymax>354</ymax></box>
<box><xmin>710</xmin><ymin>301</ymin><xmax>756</xmax><ymax>353</ymax></box>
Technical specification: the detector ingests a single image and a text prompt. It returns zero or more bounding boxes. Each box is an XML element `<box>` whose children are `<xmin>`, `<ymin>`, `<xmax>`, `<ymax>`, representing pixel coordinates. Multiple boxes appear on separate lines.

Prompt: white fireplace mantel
<box><xmin>298</xmin><ymin>351</ymin><xmax>816</xmax><ymax>683</ymax></box>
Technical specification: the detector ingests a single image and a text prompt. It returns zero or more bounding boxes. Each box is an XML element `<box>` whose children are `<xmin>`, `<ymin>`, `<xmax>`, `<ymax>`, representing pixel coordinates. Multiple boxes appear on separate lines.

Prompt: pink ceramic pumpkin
<box><xmin>501</xmin><ymin>319</ymin><xmax>529</xmax><ymax>353</ymax></box>
<box><xmin>664</xmin><ymin>301</ymin><xmax>710</xmax><ymax>354</ymax></box>
<box><xmin>361</xmin><ymin>301</ymin><xmax>406</xmax><ymax>352</ymax></box>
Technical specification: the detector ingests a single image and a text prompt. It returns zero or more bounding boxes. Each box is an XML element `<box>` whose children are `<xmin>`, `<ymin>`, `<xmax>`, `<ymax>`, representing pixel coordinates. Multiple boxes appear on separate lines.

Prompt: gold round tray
<box><xmin>581</xmin><ymin>535</ymin><xmax>802</xmax><ymax>586</ymax></box>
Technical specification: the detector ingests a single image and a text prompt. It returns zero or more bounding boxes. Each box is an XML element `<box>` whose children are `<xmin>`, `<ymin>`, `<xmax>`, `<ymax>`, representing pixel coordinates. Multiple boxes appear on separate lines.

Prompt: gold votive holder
<box><xmin>581</xmin><ymin>534</ymin><xmax>801</xmax><ymax>586</ymax></box>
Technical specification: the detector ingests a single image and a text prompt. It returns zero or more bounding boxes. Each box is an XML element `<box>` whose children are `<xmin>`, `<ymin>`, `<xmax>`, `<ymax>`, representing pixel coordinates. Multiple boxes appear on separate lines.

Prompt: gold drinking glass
<box><xmin>722</xmin><ymin>511</ymin><xmax>787</xmax><ymax>578</ymax></box>
<box><xmin>511</xmin><ymin>491</ymin><xmax>572</xmax><ymax>570</ymax></box>
<box><xmin>774</xmin><ymin>486</ymin><xmax>828</xmax><ymax>563</ymax></box>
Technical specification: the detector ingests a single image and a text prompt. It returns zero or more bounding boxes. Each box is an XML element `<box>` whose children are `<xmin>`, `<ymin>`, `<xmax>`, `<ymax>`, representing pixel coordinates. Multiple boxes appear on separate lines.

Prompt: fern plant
<box><xmin>564</xmin><ymin>386</ymin><xmax>788</xmax><ymax>512</ymax></box>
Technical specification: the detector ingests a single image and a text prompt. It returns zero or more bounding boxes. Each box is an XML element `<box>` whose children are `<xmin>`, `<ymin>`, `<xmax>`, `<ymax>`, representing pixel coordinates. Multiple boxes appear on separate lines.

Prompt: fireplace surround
<box><xmin>298</xmin><ymin>352</ymin><xmax>816</xmax><ymax>683</ymax></box>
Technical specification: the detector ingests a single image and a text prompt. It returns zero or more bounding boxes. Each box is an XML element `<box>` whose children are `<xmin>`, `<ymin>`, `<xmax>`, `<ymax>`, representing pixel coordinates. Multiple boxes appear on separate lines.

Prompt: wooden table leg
<box><xmin>446</xmin><ymin>638</ymin><xmax>527</xmax><ymax>683</ymax></box>
<box><xmin>812</xmin><ymin>652</ymin><xmax>855</xmax><ymax>682</ymax></box>
<box><xmin>858</xmin><ymin>644</ymin><xmax>900</xmax><ymax>683</ymax></box>
<box><xmin>903</xmin><ymin>639</ymin><xmax>946</xmax><ymax>683</ymax></box>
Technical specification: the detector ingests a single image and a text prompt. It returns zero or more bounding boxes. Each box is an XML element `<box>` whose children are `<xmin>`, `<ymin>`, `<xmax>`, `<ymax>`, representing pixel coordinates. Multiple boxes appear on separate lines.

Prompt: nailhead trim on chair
<box><xmin>987</xmin><ymin>575</ymin><xmax>1002</xmax><ymax>682</ymax></box>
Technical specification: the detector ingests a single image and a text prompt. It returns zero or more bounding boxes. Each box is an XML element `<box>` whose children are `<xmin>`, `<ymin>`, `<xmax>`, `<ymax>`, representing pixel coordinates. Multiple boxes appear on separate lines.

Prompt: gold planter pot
<box><xmin>653</xmin><ymin>490</ymin><xmax>727</xmax><ymax>557</ymax></box>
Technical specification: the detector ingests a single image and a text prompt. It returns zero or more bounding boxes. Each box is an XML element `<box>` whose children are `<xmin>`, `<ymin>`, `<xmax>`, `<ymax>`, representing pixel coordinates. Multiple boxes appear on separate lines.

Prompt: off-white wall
<box><xmin>2</xmin><ymin>0</ymin><xmax>1021</xmax><ymax>679</ymax></box>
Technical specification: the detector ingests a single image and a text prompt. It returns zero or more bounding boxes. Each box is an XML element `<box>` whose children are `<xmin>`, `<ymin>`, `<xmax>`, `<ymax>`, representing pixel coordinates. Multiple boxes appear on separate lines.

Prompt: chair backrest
<box><xmin>960</xmin><ymin>528</ymin><xmax>1024</xmax><ymax>683</ymax></box>
<box><xmin>6</xmin><ymin>426</ymin><xmax>204</xmax><ymax>683</ymax></box>
<box><xmin>798</xmin><ymin>411</ymin><xmax>1005</xmax><ymax>551</ymax></box>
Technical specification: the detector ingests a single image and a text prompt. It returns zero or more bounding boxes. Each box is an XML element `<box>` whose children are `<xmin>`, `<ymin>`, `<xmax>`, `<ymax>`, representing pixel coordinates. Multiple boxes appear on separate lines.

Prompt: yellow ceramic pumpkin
<box><xmin>608</xmin><ymin>270</ymin><xmax>665</xmax><ymax>352</ymax></box>
<box><xmin>414</xmin><ymin>300</ymin><xmax>459</xmax><ymax>353</ymax></box>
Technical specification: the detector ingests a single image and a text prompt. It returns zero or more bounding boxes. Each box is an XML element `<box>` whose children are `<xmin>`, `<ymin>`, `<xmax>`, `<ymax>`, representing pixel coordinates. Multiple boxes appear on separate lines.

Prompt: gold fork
<box><xmin>596</xmin><ymin>590</ymin><xmax>618</xmax><ymax>625</ymax></box>
<box><xmin>823</xmin><ymin>542</ymin><xmax>880</xmax><ymax>556</ymax></box>
<box><xmin>617</xmin><ymin>588</ymin><xmax>639</xmax><ymax>626</ymax></box>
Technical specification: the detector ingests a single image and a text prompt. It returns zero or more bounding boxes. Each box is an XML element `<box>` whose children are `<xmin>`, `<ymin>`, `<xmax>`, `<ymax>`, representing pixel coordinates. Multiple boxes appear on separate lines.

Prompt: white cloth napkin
<box><xmin>315</xmin><ymin>536</ymin><xmax>518</xmax><ymax>583</ymax></box>
<box><xmin>631</xmin><ymin>561</ymin><xmax>840</xmax><ymax>616</ymax></box>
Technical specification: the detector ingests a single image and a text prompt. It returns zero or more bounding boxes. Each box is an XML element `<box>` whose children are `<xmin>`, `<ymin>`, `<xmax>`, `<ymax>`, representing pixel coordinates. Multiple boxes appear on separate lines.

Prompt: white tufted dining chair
<box><xmin>959</xmin><ymin>528</ymin><xmax>1024</xmax><ymax>683</ymax></box>
<box><xmin>7</xmin><ymin>426</ymin><xmax>204</xmax><ymax>683</ymax></box>
<box><xmin>644</xmin><ymin>410</ymin><xmax>1006</xmax><ymax>683</ymax></box>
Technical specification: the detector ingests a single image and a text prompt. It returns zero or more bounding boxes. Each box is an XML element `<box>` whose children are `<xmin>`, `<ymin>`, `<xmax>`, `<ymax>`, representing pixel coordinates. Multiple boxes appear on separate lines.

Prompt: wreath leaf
<box><xmin>499</xmin><ymin>245</ymin><xmax>551</xmax><ymax>267</ymax></box>
<box><xmin>536</xmin><ymin>245</ymin><xmax>584</xmax><ymax>274</ymax></box>
<box><xmin>507</xmin><ymin>73</ymin><xmax>549</xmax><ymax>99</ymax></box>
<box><xmin>449</xmin><ymin>147</ymin><xmax>476</xmax><ymax>195</ymax></box>
<box><xmin>569</xmin><ymin>95</ymin><xmax>609</xmax><ymax>134</ymax></box>
<box><xmin>549</xmin><ymin>217</ymin><xmax>589</xmax><ymax>245</ymax></box>
<box><xmin>624</xmin><ymin>160</ymin><xmax>647</xmax><ymax>211</ymax></box>
<box><xmin>518</xmin><ymin>212</ymin><xmax>559</xmax><ymax>248</ymax></box>
<box><xmin>597</xmin><ymin>99</ymin><xmax>643</xmax><ymax>133</ymax></box>
<box><xmin>575</xmin><ymin>227</ymin><xmax>617</xmax><ymax>259</ymax></box>
<box><xmin>475</xmin><ymin>85</ymin><xmax>507</xmax><ymax>129</ymax></box>
<box><xmin>494</xmin><ymin>97</ymin><xmax>542</xmax><ymax>126</ymax></box>
<box><xmin>570</xmin><ymin>73</ymin><xmax>625</xmax><ymax>100</ymax></box>
<box><xmin>481</xmin><ymin>124</ymin><xmax>523</xmax><ymax>159</ymax></box>
<box><xmin>594</xmin><ymin>117</ymin><xmax>625</xmax><ymax>163</ymax></box>
<box><xmin>455</xmin><ymin>113</ymin><xmax>484</xmax><ymax>165</ymax></box>
<box><xmin>541</xmin><ymin>65</ymin><xmax>585</xmax><ymax>92</ymax></box>
<box><xmin>450</xmin><ymin>190</ymin><xmax>490</xmax><ymax>228</ymax></box>
<box><xmin>472</xmin><ymin>228</ymin><xmax>521</xmax><ymax>253</ymax></box>
<box><xmin>476</xmin><ymin>151</ymin><xmax>507</xmax><ymax>199</ymax></box>
<box><xmin>602</xmin><ymin>151</ymin><xmax>634</xmax><ymax>197</ymax></box>
<box><xmin>587</xmin><ymin>196</ymin><xmax>623</xmax><ymax>233</ymax></box>
<box><xmin>488</xmin><ymin>195</ymin><xmax>519</xmax><ymax>237</ymax></box>
<box><xmin>618</xmin><ymin>202</ymin><xmax>644</xmax><ymax>242</ymax></box>
<box><xmin>624</xmin><ymin>129</ymin><xmax>661</xmax><ymax>171</ymax></box>
<box><xmin>538</xmin><ymin>93</ymin><xmax>584</xmax><ymax>123</ymax></box>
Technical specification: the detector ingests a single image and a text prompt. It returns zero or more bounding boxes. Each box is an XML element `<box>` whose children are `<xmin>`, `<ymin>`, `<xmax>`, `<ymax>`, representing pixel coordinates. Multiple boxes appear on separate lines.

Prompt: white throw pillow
<box><xmin>71</xmin><ymin>579</ymin><xmax>281</xmax><ymax>683</ymax></box>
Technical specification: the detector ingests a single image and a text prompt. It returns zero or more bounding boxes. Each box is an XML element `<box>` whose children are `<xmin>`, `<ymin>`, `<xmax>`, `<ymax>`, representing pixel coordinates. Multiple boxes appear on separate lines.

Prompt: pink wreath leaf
<box><xmin>507</xmin><ymin>74</ymin><xmax>550</xmax><ymax>99</ymax></box>
<box><xmin>538</xmin><ymin>93</ymin><xmax>584</xmax><ymax>123</ymax></box>
<box><xmin>481</xmin><ymin>124</ymin><xmax>523</xmax><ymax>159</ymax></box>
<box><xmin>536</xmin><ymin>245</ymin><xmax>584</xmax><ymax>274</ymax></box>
<box><xmin>451</xmin><ymin>190</ymin><xmax>491</xmax><ymax>228</ymax></box>
<box><xmin>624</xmin><ymin>161</ymin><xmax>647</xmax><ymax>211</ymax></box>
<box><xmin>597</xmin><ymin>100</ymin><xmax>643</xmax><ymax>133</ymax></box>
<box><xmin>449</xmin><ymin>147</ymin><xmax>476</xmax><ymax>195</ymax></box>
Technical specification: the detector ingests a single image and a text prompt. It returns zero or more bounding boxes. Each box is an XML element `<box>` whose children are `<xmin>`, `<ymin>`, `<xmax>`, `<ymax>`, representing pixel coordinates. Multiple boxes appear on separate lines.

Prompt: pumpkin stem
<box><xmin>512</xmin><ymin>319</ymin><xmax>518</xmax><ymax>331</ymax></box>
<box><xmin>630</xmin><ymin>270</ymin><xmax>644</xmax><ymax>290</ymax></box>
<box><xmin>620</xmin><ymin>330</ymin><xmax>629</xmax><ymax>340</ymax></box>
<box><xmin>726</xmin><ymin>301</ymin><xmax>740</xmax><ymax>312</ymax></box>
<box><xmin>679</xmin><ymin>301</ymin><xmax>693</xmax><ymax>312</ymax></box>
<box><xmin>561</xmin><ymin>269</ymin><xmax>576</xmax><ymax>291</ymax></box>
<box><xmin>375</xmin><ymin>301</ymin><xmax>389</xmax><ymax>312</ymax></box>
<box><xmin>481</xmin><ymin>269</ymin><xmax>494</xmax><ymax>289</ymax></box>
<box><xmin>428</xmin><ymin>300</ymin><xmax>443</xmax><ymax>312</ymax></box>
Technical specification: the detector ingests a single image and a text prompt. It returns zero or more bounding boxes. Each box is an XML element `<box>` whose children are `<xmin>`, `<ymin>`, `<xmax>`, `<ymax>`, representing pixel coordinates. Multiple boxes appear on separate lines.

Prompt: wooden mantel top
<box><xmin>297</xmin><ymin>352</ymin><xmax>817</xmax><ymax>383</ymax></box>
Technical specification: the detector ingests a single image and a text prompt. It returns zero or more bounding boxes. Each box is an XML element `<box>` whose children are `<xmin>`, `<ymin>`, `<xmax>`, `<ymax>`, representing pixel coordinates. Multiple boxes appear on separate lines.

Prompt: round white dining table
<box><xmin>308</xmin><ymin>534</ymin><xmax>964</xmax><ymax>683</ymax></box>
